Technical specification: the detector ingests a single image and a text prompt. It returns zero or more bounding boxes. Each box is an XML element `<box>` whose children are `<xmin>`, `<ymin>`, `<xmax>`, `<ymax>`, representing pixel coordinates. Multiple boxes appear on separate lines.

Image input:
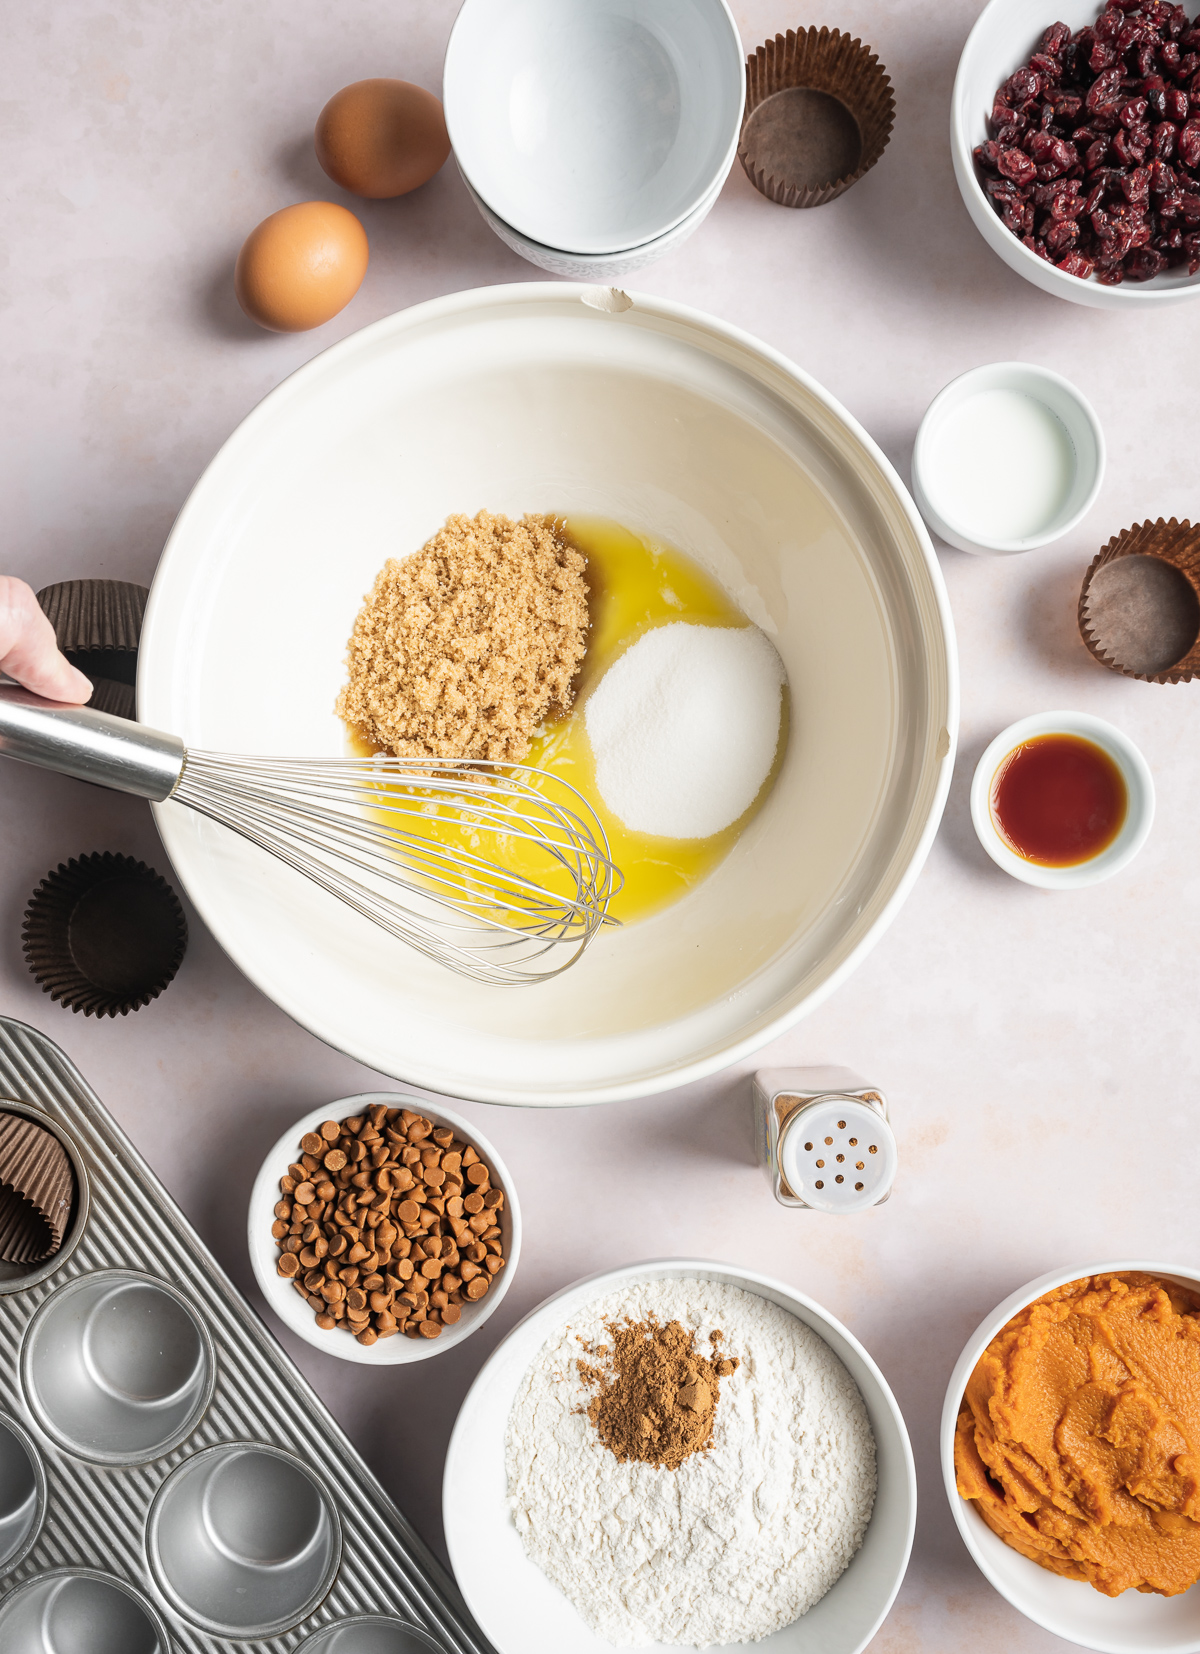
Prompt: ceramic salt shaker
<box><xmin>752</xmin><ymin>1067</ymin><xmax>897</xmax><ymax>1213</ymax></box>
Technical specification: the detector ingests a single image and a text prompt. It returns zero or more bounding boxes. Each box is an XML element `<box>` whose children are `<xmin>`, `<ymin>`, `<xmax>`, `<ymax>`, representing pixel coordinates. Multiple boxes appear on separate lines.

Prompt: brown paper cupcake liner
<box><xmin>0</xmin><ymin>1110</ymin><xmax>75</xmax><ymax>1262</ymax></box>
<box><xmin>1079</xmin><ymin>519</ymin><xmax>1200</xmax><ymax>683</ymax></box>
<box><xmin>37</xmin><ymin>579</ymin><xmax>147</xmax><ymax>709</ymax></box>
<box><xmin>23</xmin><ymin>852</ymin><xmax>188</xmax><ymax>1017</ymax></box>
<box><xmin>739</xmin><ymin>27</ymin><xmax>895</xmax><ymax>208</ymax></box>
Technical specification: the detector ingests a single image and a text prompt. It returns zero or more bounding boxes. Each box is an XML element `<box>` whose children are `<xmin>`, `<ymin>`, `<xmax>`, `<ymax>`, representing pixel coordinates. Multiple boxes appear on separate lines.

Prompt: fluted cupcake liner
<box><xmin>1079</xmin><ymin>519</ymin><xmax>1200</xmax><ymax>683</ymax></box>
<box><xmin>739</xmin><ymin>27</ymin><xmax>894</xmax><ymax>209</ymax></box>
<box><xmin>23</xmin><ymin>852</ymin><xmax>188</xmax><ymax>1017</ymax></box>
<box><xmin>37</xmin><ymin>579</ymin><xmax>147</xmax><ymax>709</ymax></box>
<box><xmin>0</xmin><ymin>1110</ymin><xmax>75</xmax><ymax>1262</ymax></box>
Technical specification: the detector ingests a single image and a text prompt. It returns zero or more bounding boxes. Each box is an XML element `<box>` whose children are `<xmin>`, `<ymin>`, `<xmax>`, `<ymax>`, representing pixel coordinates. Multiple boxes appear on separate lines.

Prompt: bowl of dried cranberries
<box><xmin>953</xmin><ymin>0</ymin><xmax>1200</xmax><ymax>306</ymax></box>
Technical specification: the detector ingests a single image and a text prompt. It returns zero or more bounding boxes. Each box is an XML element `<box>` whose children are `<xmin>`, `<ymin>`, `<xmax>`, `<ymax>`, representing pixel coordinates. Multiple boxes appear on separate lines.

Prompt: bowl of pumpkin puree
<box><xmin>942</xmin><ymin>1264</ymin><xmax>1200</xmax><ymax>1654</ymax></box>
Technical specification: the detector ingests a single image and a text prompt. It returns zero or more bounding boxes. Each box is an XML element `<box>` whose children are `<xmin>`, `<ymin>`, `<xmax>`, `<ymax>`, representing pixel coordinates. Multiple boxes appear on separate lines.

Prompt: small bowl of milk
<box><xmin>911</xmin><ymin>362</ymin><xmax>1105</xmax><ymax>556</ymax></box>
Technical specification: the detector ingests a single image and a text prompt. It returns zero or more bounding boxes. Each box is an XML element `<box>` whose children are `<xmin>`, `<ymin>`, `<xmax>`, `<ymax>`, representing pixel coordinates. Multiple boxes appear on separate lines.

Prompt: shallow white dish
<box><xmin>460</xmin><ymin>164</ymin><xmax>724</xmax><ymax>278</ymax></box>
<box><xmin>943</xmin><ymin>1260</ymin><xmax>1200</xmax><ymax>1653</ymax></box>
<box><xmin>912</xmin><ymin>362</ymin><xmax>1105</xmax><ymax>555</ymax></box>
<box><xmin>444</xmin><ymin>1258</ymin><xmax>916</xmax><ymax>1654</ymax></box>
<box><xmin>138</xmin><ymin>283</ymin><xmax>957</xmax><ymax>1106</ymax></box>
<box><xmin>443</xmin><ymin>0</ymin><xmax>744</xmax><ymax>256</ymax></box>
<box><xmin>952</xmin><ymin>0</ymin><xmax>1200</xmax><ymax>308</ymax></box>
<box><xmin>247</xmin><ymin>1095</ymin><xmax>520</xmax><ymax>1365</ymax></box>
<box><xmin>970</xmin><ymin>710</ymin><xmax>1154</xmax><ymax>888</ymax></box>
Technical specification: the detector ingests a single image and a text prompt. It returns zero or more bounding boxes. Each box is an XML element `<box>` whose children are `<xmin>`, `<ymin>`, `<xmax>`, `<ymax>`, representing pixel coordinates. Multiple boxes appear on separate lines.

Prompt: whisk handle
<box><xmin>0</xmin><ymin>685</ymin><xmax>185</xmax><ymax>801</ymax></box>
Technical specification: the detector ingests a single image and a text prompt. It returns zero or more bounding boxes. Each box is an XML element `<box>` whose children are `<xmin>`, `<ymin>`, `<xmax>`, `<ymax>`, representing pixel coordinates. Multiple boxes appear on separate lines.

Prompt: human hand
<box><xmin>0</xmin><ymin>578</ymin><xmax>92</xmax><ymax>703</ymax></box>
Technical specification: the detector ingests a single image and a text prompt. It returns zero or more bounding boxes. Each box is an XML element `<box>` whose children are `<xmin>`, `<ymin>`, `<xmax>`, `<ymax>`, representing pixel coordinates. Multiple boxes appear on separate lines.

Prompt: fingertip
<box><xmin>66</xmin><ymin>665</ymin><xmax>94</xmax><ymax>704</ymax></box>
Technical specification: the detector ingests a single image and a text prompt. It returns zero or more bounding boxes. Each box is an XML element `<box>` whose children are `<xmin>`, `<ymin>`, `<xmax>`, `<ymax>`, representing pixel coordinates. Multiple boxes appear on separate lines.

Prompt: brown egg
<box><xmin>315</xmin><ymin>78</ymin><xmax>450</xmax><ymax>199</ymax></box>
<box><xmin>234</xmin><ymin>201</ymin><xmax>369</xmax><ymax>333</ymax></box>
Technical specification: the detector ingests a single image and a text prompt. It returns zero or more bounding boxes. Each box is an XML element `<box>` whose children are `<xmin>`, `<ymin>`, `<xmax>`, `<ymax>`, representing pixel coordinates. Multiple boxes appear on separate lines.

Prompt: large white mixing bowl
<box><xmin>138</xmin><ymin>284</ymin><xmax>957</xmax><ymax>1106</ymax></box>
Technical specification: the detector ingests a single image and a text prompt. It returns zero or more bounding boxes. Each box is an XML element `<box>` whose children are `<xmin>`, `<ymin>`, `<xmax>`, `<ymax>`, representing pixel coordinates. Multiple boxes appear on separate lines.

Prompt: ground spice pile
<box><xmin>336</xmin><ymin>510</ymin><xmax>589</xmax><ymax>762</ymax></box>
<box><xmin>577</xmin><ymin>1316</ymin><xmax>739</xmax><ymax>1470</ymax></box>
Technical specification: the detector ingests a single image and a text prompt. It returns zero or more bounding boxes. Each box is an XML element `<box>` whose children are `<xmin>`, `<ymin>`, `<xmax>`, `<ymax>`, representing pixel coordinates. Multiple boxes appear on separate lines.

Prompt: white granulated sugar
<box><xmin>583</xmin><ymin>623</ymin><xmax>785</xmax><ymax>839</ymax></box>
<box><xmin>505</xmin><ymin>1276</ymin><xmax>876</xmax><ymax>1648</ymax></box>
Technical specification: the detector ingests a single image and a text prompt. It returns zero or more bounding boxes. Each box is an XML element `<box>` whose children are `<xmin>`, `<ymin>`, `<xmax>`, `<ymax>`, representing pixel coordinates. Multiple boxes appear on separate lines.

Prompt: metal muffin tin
<box><xmin>0</xmin><ymin>1015</ymin><xmax>495</xmax><ymax>1654</ymax></box>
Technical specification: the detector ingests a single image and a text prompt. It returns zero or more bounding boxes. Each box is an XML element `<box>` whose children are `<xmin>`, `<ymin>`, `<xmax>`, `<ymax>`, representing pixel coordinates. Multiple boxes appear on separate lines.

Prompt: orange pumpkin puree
<box><xmin>955</xmin><ymin>1273</ymin><xmax>1200</xmax><ymax>1597</ymax></box>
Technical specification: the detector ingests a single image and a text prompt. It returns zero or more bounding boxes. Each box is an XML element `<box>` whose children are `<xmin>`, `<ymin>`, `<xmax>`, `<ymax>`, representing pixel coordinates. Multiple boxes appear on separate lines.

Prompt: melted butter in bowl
<box><xmin>349</xmin><ymin>518</ymin><xmax>788</xmax><ymax>927</ymax></box>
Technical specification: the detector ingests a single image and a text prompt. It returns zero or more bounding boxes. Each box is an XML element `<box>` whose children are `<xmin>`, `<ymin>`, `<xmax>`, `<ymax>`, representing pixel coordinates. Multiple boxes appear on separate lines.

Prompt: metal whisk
<box><xmin>0</xmin><ymin>686</ymin><xmax>620</xmax><ymax>986</ymax></box>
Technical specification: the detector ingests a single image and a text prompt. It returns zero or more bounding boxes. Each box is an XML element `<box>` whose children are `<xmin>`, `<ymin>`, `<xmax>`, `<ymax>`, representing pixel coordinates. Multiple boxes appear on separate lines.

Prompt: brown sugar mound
<box><xmin>578</xmin><ymin>1316</ymin><xmax>739</xmax><ymax>1471</ymax></box>
<box><xmin>336</xmin><ymin>511</ymin><xmax>589</xmax><ymax>762</ymax></box>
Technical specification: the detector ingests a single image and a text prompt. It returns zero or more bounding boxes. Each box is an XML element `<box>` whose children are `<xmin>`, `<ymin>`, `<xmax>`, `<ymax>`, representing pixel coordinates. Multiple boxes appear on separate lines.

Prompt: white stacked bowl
<box><xmin>444</xmin><ymin>0</ymin><xmax>745</xmax><ymax>274</ymax></box>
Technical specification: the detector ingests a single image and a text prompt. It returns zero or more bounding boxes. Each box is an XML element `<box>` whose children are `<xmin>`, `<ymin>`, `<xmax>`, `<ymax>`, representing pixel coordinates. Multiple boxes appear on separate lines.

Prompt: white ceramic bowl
<box><xmin>247</xmin><ymin>1095</ymin><xmax>520</xmax><ymax>1365</ymax></box>
<box><xmin>443</xmin><ymin>0</ymin><xmax>744</xmax><ymax>256</ymax></box>
<box><xmin>952</xmin><ymin>0</ymin><xmax>1200</xmax><ymax>308</ymax></box>
<box><xmin>970</xmin><ymin>710</ymin><xmax>1154</xmax><ymax>888</ymax></box>
<box><xmin>943</xmin><ymin>1260</ymin><xmax>1200</xmax><ymax>1652</ymax></box>
<box><xmin>912</xmin><ymin>362</ymin><xmax>1105</xmax><ymax>556</ymax></box>
<box><xmin>460</xmin><ymin>164</ymin><xmax>724</xmax><ymax>278</ymax></box>
<box><xmin>138</xmin><ymin>284</ymin><xmax>957</xmax><ymax>1106</ymax></box>
<box><xmin>444</xmin><ymin>1258</ymin><xmax>916</xmax><ymax>1654</ymax></box>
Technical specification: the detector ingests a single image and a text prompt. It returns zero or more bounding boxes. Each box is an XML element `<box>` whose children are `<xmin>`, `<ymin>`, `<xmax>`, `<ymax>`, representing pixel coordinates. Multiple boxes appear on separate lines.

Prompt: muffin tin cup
<box><xmin>0</xmin><ymin>1100</ymin><xmax>88</xmax><ymax>1294</ymax></box>
<box><xmin>739</xmin><ymin>27</ymin><xmax>895</xmax><ymax>208</ymax></box>
<box><xmin>0</xmin><ymin>1567</ymin><xmax>171</xmax><ymax>1654</ymax></box>
<box><xmin>0</xmin><ymin>1014</ymin><xmax>497</xmax><ymax>1654</ymax></box>
<box><xmin>0</xmin><ymin>1413</ymin><xmax>46</xmax><ymax>1576</ymax></box>
<box><xmin>0</xmin><ymin>1108</ymin><xmax>76</xmax><ymax>1264</ymax></box>
<box><xmin>147</xmin><ymin>1442</ymin><xmax>341</xmax><ymax>1637</ymax></box>
<box><xmin>299</xmin><ymin>1617</ymin><xmax>446</xmax><ymax>1653</ymax></box>
<box><xmin>21</xmin><ymin>1269</ymin><xmax>215</xmax><ymax>1466</ymax></box>
<box><xmin>1079</xmin><ymin>519</ymin><xmax>1200</xmax><ymax>682</ymax></box>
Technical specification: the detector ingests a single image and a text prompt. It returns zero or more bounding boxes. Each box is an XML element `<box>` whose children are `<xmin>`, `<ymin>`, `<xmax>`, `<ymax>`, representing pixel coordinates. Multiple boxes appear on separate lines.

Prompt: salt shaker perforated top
<box><xmin>752</xmin><ymin>1067</ymin><xmax>897</xmax><ymax>1213</ymax></box>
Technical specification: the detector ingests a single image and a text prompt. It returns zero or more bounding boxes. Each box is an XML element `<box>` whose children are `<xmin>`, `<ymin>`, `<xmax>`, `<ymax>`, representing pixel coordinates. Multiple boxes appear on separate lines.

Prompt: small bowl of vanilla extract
<box><xmin>970</xmin><ymin>711</ymin><xmax>1155</xmax><ymax>889</ymax></box>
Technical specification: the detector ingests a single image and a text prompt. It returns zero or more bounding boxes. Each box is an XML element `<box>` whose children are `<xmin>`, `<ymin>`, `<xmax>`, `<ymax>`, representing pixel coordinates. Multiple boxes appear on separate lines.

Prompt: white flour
<box><xmin>505</xmin><ymin>1277</ymin><xmax>876</xmax><ymax>1647</ymax></box>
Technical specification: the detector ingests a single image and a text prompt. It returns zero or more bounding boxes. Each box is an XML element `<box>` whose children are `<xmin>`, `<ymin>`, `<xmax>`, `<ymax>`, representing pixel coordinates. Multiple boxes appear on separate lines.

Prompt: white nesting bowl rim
<box><xmin>444</xmin><ymin>0</ymin><xmax>744</xmax><ymax>255</ymax></box>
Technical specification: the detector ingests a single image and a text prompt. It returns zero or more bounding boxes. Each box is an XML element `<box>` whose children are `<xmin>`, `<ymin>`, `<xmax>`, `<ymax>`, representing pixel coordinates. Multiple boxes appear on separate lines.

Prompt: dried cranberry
<box><xmin>998</xmin><ymin>146</ymin><xmax>1039</xmax><ymax>183</ymax></box>
<box><xmin>1153</xmin><ymin>120</ymin><xmax>1178</xmax><ymax>157</ymax></box>
<box><xmin>1057</xmin><ymin>250</ymin><xmax>1096</xmax><ymax>275</ymax></box>
<box><xmin>1086</xmin><ymin>136</ymin><xmax>1112</xmax><ymax>168</ymax></box>
<box><xmin>1046</xmin><ymin>217</ymin><xmax>1080</xmax><ymax>250</ymax></box>
<box><xmin>1043</xmin><ymin>21</ymin><xmax>1072</xmax><ymax>53</ymax></box>
<box><xmin>1179</xmin><ymin>116</ymin><xmax>1200</xmax><ymax>165</ymax></box>
<box><xmin>1055</xmin><ymin>93</ymin><xmax>1085</xmax><ymax>122</ymax></box>
<box><xmin>1122</xmin><ymin>163</ymin><xmax>1152</xmax><ymax>202</ymax></box>
<box><xmin>1095</xmin><ymin>258</ymin><xmax>1126</xmax><ymax>281</ymax></box>
<box><xmin>1095</xmin><ymin>8</ymin><xmax>1122</xmax><ymax>43</ymax></box>
<box><xmin>1167</xmin><ymin>86</ymin><xmax>1190</xmax><ymax>119</ymax></box>
<box><xmin>1004</xmin><ymin>66</ymin><xmax>1044</xmax><ymax>105</ymax></box>
<box><xmin>1090</xmin><ymin>39</ymin><xmax>1119</xmax><ymax>70</ymax></box>
<box><xmin>1087</xmin><ymin>65</ymin><xmax>1125</xmax><ymax>111</ymax></box>
<box><xmin>1030</xmin><ymin>51</ymin><xmax>1065</xmax><ymax>83</ymax></box>
<box><xmin>1161</xmin><ymin>40</ymin><xmax>1181</xmax><ymax>68</ymax></box>
<box><xmin>1180</xmin><ymin>190</ymin><xmax>1200</xmax><ymax>221</ymax></box>
<box><xmin>1125</xmin><ymin>244</ymin><xmax>1168</xmax><ymax>276</ymax></box>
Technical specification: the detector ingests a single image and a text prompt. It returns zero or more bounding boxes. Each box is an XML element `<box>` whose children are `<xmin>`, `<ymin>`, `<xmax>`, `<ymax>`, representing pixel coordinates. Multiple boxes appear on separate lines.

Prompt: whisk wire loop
<box><xmin>172</xmin><ymin>752</ymin><xmax>621</xmax><ymax>986</ymax></box>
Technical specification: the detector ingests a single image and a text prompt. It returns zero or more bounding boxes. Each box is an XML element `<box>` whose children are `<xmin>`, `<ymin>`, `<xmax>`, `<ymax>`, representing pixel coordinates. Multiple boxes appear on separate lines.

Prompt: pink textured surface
<box><xmin>3</xmin><ymin>3</ymin><xmax>1199</xmax><ymax>1649</ymax></box>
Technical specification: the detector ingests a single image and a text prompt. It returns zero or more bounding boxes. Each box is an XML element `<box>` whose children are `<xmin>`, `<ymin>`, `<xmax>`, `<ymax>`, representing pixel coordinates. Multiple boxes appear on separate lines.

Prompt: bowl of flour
<box><xmin>443</xmin><ymin>1259</ymin><xmax>916</xmax><ymax>1652</ymax></box>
